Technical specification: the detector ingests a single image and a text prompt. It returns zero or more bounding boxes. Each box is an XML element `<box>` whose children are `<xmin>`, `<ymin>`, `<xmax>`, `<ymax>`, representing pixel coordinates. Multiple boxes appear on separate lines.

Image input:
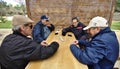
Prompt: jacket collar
<box><xmin>38</xmin><ymin>21</ymin><xmax>46</xmax><ymax>26</ymax></box>
<box><xmin>92</xmin><ymin>27</ymin><xmax>111</xmax><ymax>39</ymax></box>
<box><xmin>13</xmin><ymin>31</ymin><xmax>27</xmax><ymax>38</ymax></box>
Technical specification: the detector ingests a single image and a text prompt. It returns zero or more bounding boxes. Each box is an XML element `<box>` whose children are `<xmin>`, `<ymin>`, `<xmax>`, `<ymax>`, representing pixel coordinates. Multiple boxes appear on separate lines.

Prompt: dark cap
<box><xmin>40</xmin><ymin>15</ymin><xmax>49</xmax><ymax>20</ymax></box>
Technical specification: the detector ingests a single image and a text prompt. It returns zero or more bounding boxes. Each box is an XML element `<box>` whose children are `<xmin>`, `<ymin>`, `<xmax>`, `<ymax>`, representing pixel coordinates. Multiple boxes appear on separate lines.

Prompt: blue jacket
<box><xmin>32</xmin><ymin>21</ymin><xmax>54</xmax><ymax>43</ymax></box>
<box><xmin>70</xmin><ymin>27</ymin><xmax>119</xmax><ymax>69</ymax></box>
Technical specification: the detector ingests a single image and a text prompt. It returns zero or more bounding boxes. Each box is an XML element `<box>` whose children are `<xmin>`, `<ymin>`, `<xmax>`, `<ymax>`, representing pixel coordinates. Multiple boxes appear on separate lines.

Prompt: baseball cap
<box><xmin>83</xmin><ymin>16</ymin><xmax>108</xmax><ymax>30</ymax></box>
<box><xmin>12</xmin><ymin>15</ymin><xmax>34</xmax><ymax>27</ymax></box>
<box><xmin>40</xmin><ymin>15</ymin><xmax>49</xmax><ymax>20</ymax></box>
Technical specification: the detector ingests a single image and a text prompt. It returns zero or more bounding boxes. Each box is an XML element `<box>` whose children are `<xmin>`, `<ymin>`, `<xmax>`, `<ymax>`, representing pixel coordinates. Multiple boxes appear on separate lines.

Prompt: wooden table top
<box><xmin>26</xmin><ymin>30</ymin><xmax>88</xmax><ymax>69</ymax></box>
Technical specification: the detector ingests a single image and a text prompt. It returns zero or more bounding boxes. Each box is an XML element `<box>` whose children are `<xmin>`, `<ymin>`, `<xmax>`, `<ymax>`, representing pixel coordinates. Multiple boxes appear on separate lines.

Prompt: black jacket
<box><xmin>0</xmin><ymin>31</ymin><xmax>59</xmax><ymax>69</ymax></box>
<box><xmin>62</xmin><ymin>22</ymin><xmax>87</xmax><ymax>40</ymax></box>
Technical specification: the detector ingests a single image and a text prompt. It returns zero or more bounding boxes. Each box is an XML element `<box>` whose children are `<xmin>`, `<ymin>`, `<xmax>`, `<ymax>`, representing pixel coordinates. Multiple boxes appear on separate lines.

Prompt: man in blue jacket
<box><xmin>32</xmin><ymin>15</ymin><xmax>55</xmax><ymax>45</ymax></box>
<box><xmin>70</xmin><ymin>16</ymin><xmax>119</xmax><ymax>69</ymax></box>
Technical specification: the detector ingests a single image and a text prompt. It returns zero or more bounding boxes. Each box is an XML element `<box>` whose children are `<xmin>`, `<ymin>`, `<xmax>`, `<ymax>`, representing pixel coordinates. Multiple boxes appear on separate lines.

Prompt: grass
<box><xmin>0</xmin><ymin>21</ymin><xmax>12</xmax><ymax>28</ymax></box>
<box><xmin>0</xmin><ymin>20</ymin><xmax>120</xmax><ymax>30</ymax></box>
<box><xmin>111</xmin><ymin>21</ymin><xmax>120</xmax><ymax>30</ymax></box>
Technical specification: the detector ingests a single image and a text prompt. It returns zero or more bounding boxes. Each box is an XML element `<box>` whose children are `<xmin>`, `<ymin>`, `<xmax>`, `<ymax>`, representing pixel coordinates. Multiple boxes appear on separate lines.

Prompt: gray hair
<box><xmin>100</xmin><ymin>27</ymin><xmax>106</xmax><ymax>30</ymax></box>
<box><xmin>12</xmin><ymin>25</ymin><xmax>22</xmax><ymax>32</ymax></box>
<box><xmin>92</xmin><ymin>27</ymin><xmax>106</xmax><ymax>30</ymax></box>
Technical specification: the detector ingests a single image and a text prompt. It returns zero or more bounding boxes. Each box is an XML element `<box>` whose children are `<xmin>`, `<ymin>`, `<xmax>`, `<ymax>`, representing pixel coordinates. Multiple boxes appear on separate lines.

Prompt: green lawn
<box><xmin>111</xmin><ymin>21</ymin><xmax>120</xmax><ymax>30</ymax></box>
<box><xmin>0</xmin><ymin>21</ymin><xmax>12</xmax><ymax>28</ymax></box>
<box><xmin>0</xmin><ymin>20</ymin><xmax>120</xmax><ymax>30</ymax></box>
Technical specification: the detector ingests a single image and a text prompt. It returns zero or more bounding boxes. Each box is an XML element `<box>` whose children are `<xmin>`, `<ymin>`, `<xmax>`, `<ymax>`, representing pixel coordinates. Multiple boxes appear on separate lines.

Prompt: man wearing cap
<box><xmin>70</xmin><ymin>16</ymin><xmax>119</xmax><ymax>69</ymax></box>
<box><xmin>32</xmin><ymin>15</ymin><xmax>55</xmax><ymax>45</ymax></box>
<box><xmin>0</xmin><ymin>15</ymin><xmax>59</xmax><ymax>69</ymax></box>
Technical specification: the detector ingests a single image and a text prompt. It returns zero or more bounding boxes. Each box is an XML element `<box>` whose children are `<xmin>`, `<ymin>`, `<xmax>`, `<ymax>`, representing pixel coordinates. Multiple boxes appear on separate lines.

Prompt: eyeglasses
<box><xmin>28</xmin><ymin>25</ymin><xmax>33</xmax><ymax>29</ymax></box>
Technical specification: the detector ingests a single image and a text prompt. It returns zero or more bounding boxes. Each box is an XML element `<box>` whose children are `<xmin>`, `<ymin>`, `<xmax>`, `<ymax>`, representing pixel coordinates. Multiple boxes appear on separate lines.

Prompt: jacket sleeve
<box><xmin>70</xmin><ymin>39</ymin><xmax>107</xmax><ymax>65</ymax></box>
<box><xmin>47</xmin><ymin>24</ymin><xmax>55</xmax><ymax>32</ymax></box>
<box><xmin>32</xmin><ymin>24</ymin><xmax>44</xmax><ymax>43</ymax></box>
<box><xmin>78</xmin><ymin>39</ymin><xmax>90</xmax><ymax>46</ymax></box>
<box><xmin>39</xmin><ymin>42</ymin><xmax>59</xmax><ymax>59</ymax></box>
<box><xmin>62</xmin><ymin>26</ymin><xmax>71</xmax><ymax>36</ymax></box>
<box><xmin>24</xmin><ymin>41</ymin><xmax>59</xmax><ymax>60</ymax></box>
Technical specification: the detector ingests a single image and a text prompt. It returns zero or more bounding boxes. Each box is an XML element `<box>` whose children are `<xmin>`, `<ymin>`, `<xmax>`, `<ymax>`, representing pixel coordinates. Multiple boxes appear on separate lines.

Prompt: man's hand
<box><xmin>71</xmin><ymin>40</ymin><xmax>78</xmax><ymax>45</ymax></box>
<box><xmin>46</xmin><ymin>22</ymin><xmax>51</xmax><ymax>27</ymax></box>
<box><xmin>41</xmin><ymin>40</ymin><xmax>48</xmax><ymax>46</ymax></box>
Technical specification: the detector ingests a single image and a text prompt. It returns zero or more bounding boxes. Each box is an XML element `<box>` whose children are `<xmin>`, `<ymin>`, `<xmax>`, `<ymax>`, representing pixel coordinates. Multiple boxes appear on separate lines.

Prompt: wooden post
<box><xmin>109</xmin><ymin>0</ymin><xmax>116</xmax><ymax>26</ymax></box>
<box><xmin>25</xmin><ymin>0</ymin><xmax>31</xmax><ymax>19</ymax></box>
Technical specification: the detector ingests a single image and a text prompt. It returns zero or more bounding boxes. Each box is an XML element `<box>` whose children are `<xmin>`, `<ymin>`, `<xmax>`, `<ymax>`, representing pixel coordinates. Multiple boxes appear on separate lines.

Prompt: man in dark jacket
<box><xmin>62</xmin><ymin>17</ymin><xmax>88</xmax><ymax>40</ymax></box>
<box><xmin>32</xmin><ymin>15</ymin><xmax>55</xmax><ymax>45</ymax></box>
<box><xmin>0</xmin><ymin>15</ymin><xmax>59</xmax><ymax>69</ymax></box>
<box><xmin>70</xmin><ymin>16</ymin><xmax>119</xmax><ymax>69</ymax></box>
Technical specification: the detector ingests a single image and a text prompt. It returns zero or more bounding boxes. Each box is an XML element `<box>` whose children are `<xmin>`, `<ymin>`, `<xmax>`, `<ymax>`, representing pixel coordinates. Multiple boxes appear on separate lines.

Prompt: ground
<box><xmin>0</xmin><ymin>29</ymin><xmax>12</xmax><ymax>44</ymax></box>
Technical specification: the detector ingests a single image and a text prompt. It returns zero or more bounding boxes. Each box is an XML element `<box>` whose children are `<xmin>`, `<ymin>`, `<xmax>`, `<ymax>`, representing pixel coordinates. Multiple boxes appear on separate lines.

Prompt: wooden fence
<box><xmin>26</xmin><ymin>0</ymin><xmax>116</xmax><ymax>27</ymax></box>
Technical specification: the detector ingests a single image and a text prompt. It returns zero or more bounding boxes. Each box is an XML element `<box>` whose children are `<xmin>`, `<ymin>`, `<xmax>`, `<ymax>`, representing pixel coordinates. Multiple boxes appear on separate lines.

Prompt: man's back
<box><xmin>0</xmin><ymin>33</ymin><xmax>29</xmax><ymax>69</ymax></box>
<box><xmin>70</xmin><ymin>27</ymin><xmax>119</xmax><ymax>69</ymax></box>
<box><xmin>91</xmin><ymin>27</ymin><xmax>119</xmax><ymax>69</ymax></box>
<box><xmin>0</xmin><ymin>32</ymin><xmax>59</xmax><ymax>69</ymax></box>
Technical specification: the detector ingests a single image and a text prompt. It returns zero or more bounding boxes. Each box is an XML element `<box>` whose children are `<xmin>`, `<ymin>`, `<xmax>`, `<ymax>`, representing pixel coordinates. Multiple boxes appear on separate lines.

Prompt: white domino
<box><xmin>59</xmin><ymin>36</ymin><xmax>64</xmax><ymax>42</ymax></box>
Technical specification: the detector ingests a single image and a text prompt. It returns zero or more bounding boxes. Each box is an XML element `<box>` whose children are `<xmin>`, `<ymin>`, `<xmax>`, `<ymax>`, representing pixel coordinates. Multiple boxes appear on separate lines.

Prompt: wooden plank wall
<box><xmin>26</xmin><ymin>0</ymin><xmax>116</xmax><ymax>28</ymax></box>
